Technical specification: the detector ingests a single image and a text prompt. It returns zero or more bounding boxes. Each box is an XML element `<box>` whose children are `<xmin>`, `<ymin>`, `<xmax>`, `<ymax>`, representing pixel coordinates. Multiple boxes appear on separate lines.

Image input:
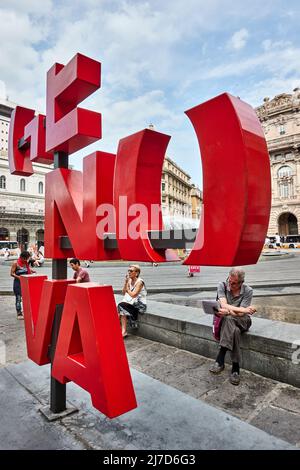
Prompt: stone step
<box><xmin>114</xmin><ymin>295</ymin><xmax>300</xmax><ymax>388</ymax></box>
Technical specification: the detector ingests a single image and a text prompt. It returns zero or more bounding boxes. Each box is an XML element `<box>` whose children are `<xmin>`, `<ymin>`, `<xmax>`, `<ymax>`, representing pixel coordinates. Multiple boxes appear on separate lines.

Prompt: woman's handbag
<box><xmin>123</xmin><ymin>293</ymin><xmax>147</xmax><ymax>314</ymax></box>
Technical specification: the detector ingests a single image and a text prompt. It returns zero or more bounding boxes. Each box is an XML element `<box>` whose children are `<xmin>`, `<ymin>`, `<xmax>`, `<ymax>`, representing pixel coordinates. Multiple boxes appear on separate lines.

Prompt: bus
<box><xmin>283</xmin><ymin>235</ymin><xmax>300</xmax><ymax>249</ymax></box>
<box><xmin>267</xmin><ymin>235</ymin><xmax>300</xmax><ymax>249</ymax></box>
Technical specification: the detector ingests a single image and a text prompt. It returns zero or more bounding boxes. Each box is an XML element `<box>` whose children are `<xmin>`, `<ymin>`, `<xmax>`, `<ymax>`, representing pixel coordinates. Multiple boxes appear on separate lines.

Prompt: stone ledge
<box><xmin>115</xmin><ymin>296</ymin><xmax>300</xmax><ymax>388</ymax></box>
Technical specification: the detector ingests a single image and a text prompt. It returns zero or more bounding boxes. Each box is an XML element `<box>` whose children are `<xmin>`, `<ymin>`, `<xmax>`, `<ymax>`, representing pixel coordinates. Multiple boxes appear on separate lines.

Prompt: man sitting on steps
<box><xmin>209</xmin><ymin>267</ymin><xmax>256</xmax><ymax>385</ymax></box>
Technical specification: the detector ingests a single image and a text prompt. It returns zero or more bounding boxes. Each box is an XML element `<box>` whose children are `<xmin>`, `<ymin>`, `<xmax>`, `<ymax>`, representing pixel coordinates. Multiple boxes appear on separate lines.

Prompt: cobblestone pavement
<box><xmin>1</xmin><ymin>295</ymin><xmax>299</xmax><ymax>447</ymax></box>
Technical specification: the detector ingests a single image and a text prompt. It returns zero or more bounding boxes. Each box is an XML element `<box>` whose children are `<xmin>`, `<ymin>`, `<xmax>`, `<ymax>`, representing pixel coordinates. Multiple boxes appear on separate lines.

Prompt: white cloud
<box><xmin>1</xmin><ymin>0</ymin><xmax>53</xmax><ymax>16</ymax></box>
<box><xmin>71</xmin><ymin>88</ymin><xmax>183</xmax><ymax>165</ymax></box>
<box><xmin>242</xmin><ymin>77</ymin><xmax>300</xmax><ymax>107</ymax></box>
<box><xmin>227</xmin><ymin>28</ymin><xmax>249</xmax><ymax>50</ymax></box>
<box><xmin>0</xmin><ymin>80</ymin><xmax>6</xmax><ymax>99</ymax></box>
<box><xmin>262</xmin><ymin>39</ymin><xmax>292</xmax><ymax>51</ymax></box>
<box><xmin>1</xmin><ymin>0</ymin><xmax>300</xmax><ymax>182</ymax></box>
<box><xmin>190</xmin><ymin>45</ymin><xmax>300</xmax><ymax>82</ymax></box>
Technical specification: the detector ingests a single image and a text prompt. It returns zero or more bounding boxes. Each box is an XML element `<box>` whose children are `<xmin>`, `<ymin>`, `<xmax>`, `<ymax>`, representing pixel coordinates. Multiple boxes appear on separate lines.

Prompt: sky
<box><xmin>1</xmin><ymin>0</ymin><xmax>300</xmax><ymax>188</ymax></box>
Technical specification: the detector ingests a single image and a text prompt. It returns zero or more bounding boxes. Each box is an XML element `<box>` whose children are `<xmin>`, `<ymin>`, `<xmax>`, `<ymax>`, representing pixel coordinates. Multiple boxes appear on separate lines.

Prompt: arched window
<box><xmin>20</xmin><ymin>178</ymin><xmax>26</xmax><ymax>191</ymax></box>
<box><xmin>0</xmin><ymin>175</ymin><xmax>6</xmax><ymax>189</ymax></box>
<box><xmin>278</xmin><ymin>166</ymin><xmax>292</xmax><ymax>178</ymax></box>
<box><xmin>38</xmin><ymin>181</ymin><xmax>43</xmax><ymax>194</ymax></box>
<box><xmin>17</xmin><ymin>228</ymin><xmax>29</xmax><ymax>250</ymax></box>
<box><xmin>0</xmin><ymin>227</ymin><xmax>9</xmax><ymax>240</ymax></box>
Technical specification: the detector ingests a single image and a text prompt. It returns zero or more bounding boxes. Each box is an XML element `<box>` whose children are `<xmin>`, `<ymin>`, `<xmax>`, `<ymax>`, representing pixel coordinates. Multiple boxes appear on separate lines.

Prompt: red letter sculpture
<box><xmin>45</xmin><ymin>151</ymin><xmax>120</xmax><ymax>260</ymax></box>
<box><xmin>184</xmin><ymin>93</ymin><xmax>271</xmax><ymax>266</ymax></box>
<box><xmin>8</xmin><ymin>106</ymin><xmax>35</xmax><ymax>175</ymax></box>
<box><xmin>114</xmin><ymin>128</ymin><xmax>179</xmax><ymax>262</ymax></box>
<box><xmin>46</xmin><ymin>53</ymin><xmax>101</xmax><ymax>154</ymax></box>
<box><xmin>8</xmin><ymin>53</ymin><xmax>272</xmax><ymax>420</ymax></box>
<box><xmin>20</xmin><ymin>275</ymin><xmax>74</xmax><ymax>365</ymax></box>
<box><xmin>52</xmin><ymin>283</ymin><xmax>137</xmax><ymax>418</ymax></box>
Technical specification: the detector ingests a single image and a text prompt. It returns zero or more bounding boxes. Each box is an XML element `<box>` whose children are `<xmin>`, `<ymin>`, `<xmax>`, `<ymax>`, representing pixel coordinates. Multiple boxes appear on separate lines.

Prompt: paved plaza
<box><xmin>1</xmin><ymin>255</ymin><xmax>299</xmax><ymax>449</ymax></box>
<box><xmin>1</xmin><ymin>253</ymin><xmax>300</xmax><ymax>293</ymax></box>
<box><xmin>0</xmin><ymin>289</ymin><xmax>300</xmax><ymax>449</ymax></box>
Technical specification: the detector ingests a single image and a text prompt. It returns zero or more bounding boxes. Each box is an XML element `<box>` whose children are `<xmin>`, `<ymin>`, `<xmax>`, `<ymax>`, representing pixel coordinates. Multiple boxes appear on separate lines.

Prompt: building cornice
<box><xmin>163</xmin><ymin>168</ymin><xmax>193</xmax><ymax>187</ymax></box>
<box><xmin>0</xmin><ymin>190</ymin><xmax>44</xmax><ymax>200</ymax></box>
<box><xmin>164</xmin><ymin>156</ymin><xmax>191</xmax><ymax>179</ymax></box>
<box><xmin>256</xmin><ymin>92</ymin><xmax>300</xmax><ymax>120</ymax></box>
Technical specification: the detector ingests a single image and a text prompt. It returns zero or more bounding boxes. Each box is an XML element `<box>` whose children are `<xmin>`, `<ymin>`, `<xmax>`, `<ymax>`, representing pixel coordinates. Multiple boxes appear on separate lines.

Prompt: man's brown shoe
<box><xmin>229</xmin><ymin>372</ymin><xmax>240</xmax><ymax>385</ymax></box>
<box><xmin>209</xmin><ymin>362</ymin><xmax>225</xmax><ymax>374</ymax></box>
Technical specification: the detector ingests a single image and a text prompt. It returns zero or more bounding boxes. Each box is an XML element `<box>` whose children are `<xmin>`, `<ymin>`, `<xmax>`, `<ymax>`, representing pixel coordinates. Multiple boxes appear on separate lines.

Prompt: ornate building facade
<box><xmin>256</xmin><ymin>88</ymin><xmax>300</xmax><ymax>236</ymax></box>
<box><xmin>190</xmin><ymin>184</ymin><xmax>202</xmax><ymax>219</ymax></box>
<box><xmin>161</xmin><ymin>156</ymin><xmax>193</xmax><ymax>219</ymax></box>
<box><xmin>0</xmin><ymin>98</ymin><xmax>50</xmax><ymax>249</ymax></box>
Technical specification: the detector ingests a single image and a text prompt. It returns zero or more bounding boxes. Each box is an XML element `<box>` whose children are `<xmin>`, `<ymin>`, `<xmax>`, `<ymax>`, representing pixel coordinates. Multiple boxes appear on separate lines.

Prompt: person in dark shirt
<box><xmin>69</xmin><ymin>258</ymin><xmax>91</xmax><ymax>283</ymax></box>
<box><xmin>10</xmin><ymin>251</ymin><xmax>35</xmax><ymax>319</ymax></box>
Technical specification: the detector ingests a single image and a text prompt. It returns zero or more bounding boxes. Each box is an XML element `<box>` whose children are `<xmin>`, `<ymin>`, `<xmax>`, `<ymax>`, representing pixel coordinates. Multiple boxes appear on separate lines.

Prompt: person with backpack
<box><xmin>209</xmin><ymin>268</ymin><xmax>256</xmax><ymax>385</ymax></box>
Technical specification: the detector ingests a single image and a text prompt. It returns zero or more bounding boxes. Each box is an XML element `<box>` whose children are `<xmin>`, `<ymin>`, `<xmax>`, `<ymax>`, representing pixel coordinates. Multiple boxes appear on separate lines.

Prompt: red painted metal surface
<box><xmin>20</xmin><ymin>275</ymin><xmax>74</xmax><ymax>365</ymax></box>
<box><xmin>8</xmin><ymin>106</ymin><xmax>35</xmax><ymax>175</ymax></box>
<box><xmin>46</xmin><ymin>53</ymin><xmax>102</xmax><ymax>154</ymax></box>
<box><xmin>24</xmin><ymin>114</ymin><xmax>54</xmax><ymax>164</ymax></box>
<box><xmin>184</xmin><ymin>93</ymin><xmax>271</xmax><ymax>266</ymax></box>
<box><xmin>45</xmin><ymin>151</ymin><xmax>120</xmax><ymax>260</ymax></box>
<box><xmin>114</xmin><ymin>128</ymin><xmax>179</xmax><ymax>262</ymax></box>
<box><xmin>52</xmin><ymin>283</ymin><xmax>137</xmax><ymax>418</ymax></box>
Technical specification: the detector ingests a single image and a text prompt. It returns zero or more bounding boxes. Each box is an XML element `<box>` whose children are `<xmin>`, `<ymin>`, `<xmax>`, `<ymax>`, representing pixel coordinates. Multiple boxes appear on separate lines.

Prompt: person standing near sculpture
<box><xmin>275</xmin><ymin>233</ymin><xmax>281</xmax><ymax>251</ymax></box>
<box><xmin>209</xmin><ymin>267</ymin><xmax>256</xmax><ymax>385</ymax></box>
<box><xmin>69</xmin><ymin>258</ymin><xmax>91</xmax><ymax>283</ymax></box>
<box><xmin>10</xmin><ymin>251</ymin><xmax>35</xmax><ymax>320</ymax></box>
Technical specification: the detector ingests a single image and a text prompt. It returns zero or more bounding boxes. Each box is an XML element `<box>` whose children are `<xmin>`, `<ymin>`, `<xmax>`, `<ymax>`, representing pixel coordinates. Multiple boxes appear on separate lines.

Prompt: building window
<box><xmin>279</xmin><ymin>125</ymin><xmax>285</xmax><ymax>135</ymax></box>
<box><xmin>38</xmin><ymin>181</ymin><xmax>44</xmax><ymax>194</ymax></box>
<box><xmin>161</xmin><ymin>182</ymin><xmax>165</xmax><ymax>192</ymax></box>
<box><xmin>20</xmin><ymin>208</ymin><xmax>26</xmax><ymax>213</ymax></box>
<box><xmin>278</xmin><ymin>166</ymin><xmax>292</xmax><ymax>178</ymax></box>
<box><xmin>0</xmin><ymin>206</ymin><xmax>5</xmax><ymax>213</ymax></box>
<box><xmin>278</xmin><ymin>165</ymin><xmax>293</xmax><ymax>198</ymax></box>
<box><xmin>20</xmin><ymin>178</ymin><xmax>26</xmax><ymax>191</ymax></box>
<box><xmin>279</xmin><ymin>182</ymin><xmax>290</xmax><ymax>198</ymax></box>
<box><xmin>0</xmin><ymin>175</ymin><xmax>6</xmax><ymax>189</ymax></box>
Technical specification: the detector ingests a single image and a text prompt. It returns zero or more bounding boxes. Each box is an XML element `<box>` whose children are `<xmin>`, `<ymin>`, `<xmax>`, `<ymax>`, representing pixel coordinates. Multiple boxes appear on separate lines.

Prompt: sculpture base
<box><xmin>39</xmin><ymin>404</ymin><xmax>78</xmax><ymax>421</ymax></box>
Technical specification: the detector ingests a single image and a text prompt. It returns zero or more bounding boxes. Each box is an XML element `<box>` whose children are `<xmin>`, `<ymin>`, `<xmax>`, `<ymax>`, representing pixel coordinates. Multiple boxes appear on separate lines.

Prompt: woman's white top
<box><xmin>128</xmin><ymin>277</ymin><xmax>147</xmax><ymax>305</ymax></box>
